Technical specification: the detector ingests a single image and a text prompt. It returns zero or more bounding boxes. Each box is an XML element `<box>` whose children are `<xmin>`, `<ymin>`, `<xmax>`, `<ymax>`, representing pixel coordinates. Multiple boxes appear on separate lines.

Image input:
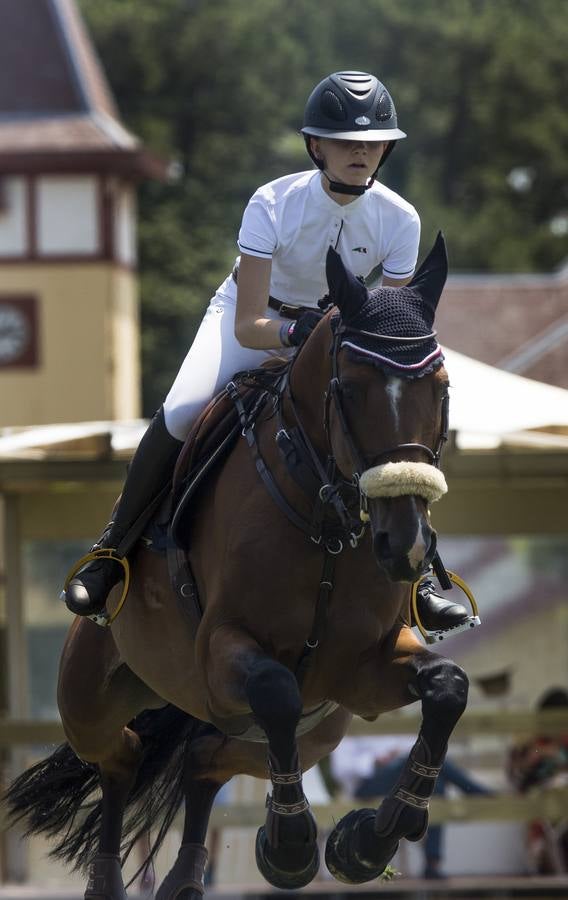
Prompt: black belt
<box><xmin>231</xmin><ymin>265</ymin><xmax>311</xmax><ymax>321</ymax></box>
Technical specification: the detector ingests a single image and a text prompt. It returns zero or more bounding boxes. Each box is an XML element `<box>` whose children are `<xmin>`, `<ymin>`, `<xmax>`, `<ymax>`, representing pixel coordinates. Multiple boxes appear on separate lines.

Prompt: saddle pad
<box><xmin>173</xmin><ymin>357</ymin><xmax>289</xmax><ymax>493</ymax></box>
<box><xmin>173</xmin><ymin>389</ymin><xmax>240</xmax><ymax>492</ymax></box>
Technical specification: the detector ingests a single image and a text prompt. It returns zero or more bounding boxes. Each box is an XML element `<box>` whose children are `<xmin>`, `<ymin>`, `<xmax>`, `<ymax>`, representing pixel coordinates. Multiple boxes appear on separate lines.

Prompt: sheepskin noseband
<box><xmin>359</xmin><ymin>461</ymin><xmax>448</xmax><ymax>503</ymax></box>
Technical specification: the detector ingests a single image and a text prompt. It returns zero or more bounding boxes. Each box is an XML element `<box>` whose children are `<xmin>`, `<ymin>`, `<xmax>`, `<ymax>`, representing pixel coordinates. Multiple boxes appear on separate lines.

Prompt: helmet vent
<box><xmin>338</xmin><ymin>71</ymin><xmax>375</xmax><ymax>99</ymax></box>
<box><xmin>376</xmin><ymin>90</ymin><xmax>393</xmax><ymax>122</ymax></box>
<box><xmin>321</xmin><ymin>89</ymin><xmax>347</xmax><ymax>121</ymax></box>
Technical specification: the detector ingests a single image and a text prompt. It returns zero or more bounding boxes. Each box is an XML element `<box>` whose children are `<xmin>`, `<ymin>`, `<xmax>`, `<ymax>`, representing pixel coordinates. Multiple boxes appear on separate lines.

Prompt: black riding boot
<box><xmin>415</xmin><ymin>579</ymin><xmax>469</xmax><ymax>631</ymax></box>
<box><xmin>63</xmin><ymin>407</ymin><xmax>183</xmax><ymax>617</ymax></box>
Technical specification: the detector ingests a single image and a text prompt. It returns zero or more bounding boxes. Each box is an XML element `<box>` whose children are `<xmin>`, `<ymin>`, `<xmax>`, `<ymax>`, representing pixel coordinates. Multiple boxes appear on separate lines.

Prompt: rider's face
<box><xmin>310</xmin><ymin>137</ymin><xmax>386</xmax><ymax>187</ymax></box>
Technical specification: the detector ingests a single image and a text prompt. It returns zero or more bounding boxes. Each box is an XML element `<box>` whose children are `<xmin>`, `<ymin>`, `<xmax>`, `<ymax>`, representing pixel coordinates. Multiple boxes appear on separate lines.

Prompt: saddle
<box><xmin>156</xmin><ymin>362</ymin><xmax>289</xmax><ymax>634</ymax></box>
<box><xmin>171</xmin><ymin>360</ymin><xmax>289</xmax><ymax>540</ymax></box>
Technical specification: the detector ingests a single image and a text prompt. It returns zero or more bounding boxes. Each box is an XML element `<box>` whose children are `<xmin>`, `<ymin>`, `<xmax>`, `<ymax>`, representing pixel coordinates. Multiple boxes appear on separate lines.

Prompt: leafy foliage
<box><xmin>79</xmin><ymin>0</ymin><xmax>568</xmax><ymax>412</ymax></box>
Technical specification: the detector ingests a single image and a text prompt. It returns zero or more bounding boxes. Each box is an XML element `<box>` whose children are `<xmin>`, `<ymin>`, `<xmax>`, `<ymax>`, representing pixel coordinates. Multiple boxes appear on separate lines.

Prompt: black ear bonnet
<box><xmin>326</xmin><ymin>233</ymin><xmax>448</xmax><ymax>378</ymax></box>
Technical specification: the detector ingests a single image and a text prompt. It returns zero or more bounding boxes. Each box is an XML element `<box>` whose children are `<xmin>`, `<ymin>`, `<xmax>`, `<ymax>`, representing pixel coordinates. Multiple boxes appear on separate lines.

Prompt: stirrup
<box><xmin>411</xmin><ymin>571</ymin><xmax>481</xmax><ymax>644</ymax></box>
<box><xmin>62</xmin><ymin>548</ymin><xmax>130</xmax><ymax>628</ymax></box>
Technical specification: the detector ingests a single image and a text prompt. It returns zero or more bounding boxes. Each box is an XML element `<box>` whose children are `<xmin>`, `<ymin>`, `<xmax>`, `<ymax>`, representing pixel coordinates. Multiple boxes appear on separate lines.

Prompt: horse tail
<box><xmin>2</xmin><ymin>704</ymin><xmax>197</xmax><ymax>873</ymax></box>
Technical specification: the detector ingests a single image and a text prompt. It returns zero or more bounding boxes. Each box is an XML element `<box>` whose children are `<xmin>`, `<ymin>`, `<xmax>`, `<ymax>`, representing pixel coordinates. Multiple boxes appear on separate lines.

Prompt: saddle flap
<box><xmin>171</xmin><ymin>362</ymin><xmax>288</xmax><ymax>548</ymax></box>
<box><xmin>173</xmin><ymin>389</ymin><xmax>239</xmax><ymax>491</ymax></box>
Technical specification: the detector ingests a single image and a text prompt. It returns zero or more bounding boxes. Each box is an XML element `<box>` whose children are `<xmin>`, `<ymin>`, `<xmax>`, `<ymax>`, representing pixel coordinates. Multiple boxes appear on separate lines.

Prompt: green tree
<box><xmin>79</xmin><ymin>0</ymin><xmax>568</xmax><ymax>411</ymax></box>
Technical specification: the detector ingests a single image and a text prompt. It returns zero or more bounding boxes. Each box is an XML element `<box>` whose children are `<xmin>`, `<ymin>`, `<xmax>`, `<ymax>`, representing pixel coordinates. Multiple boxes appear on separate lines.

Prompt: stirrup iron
<box><xmin>411</xmin><ymin>570</ymin><xmax>481</xmax><ymax>644</ymax></box>
<box><xmin>61</xmin><ymin>548</ymin><xmax>130</xmax><ymax>628</ymax></box>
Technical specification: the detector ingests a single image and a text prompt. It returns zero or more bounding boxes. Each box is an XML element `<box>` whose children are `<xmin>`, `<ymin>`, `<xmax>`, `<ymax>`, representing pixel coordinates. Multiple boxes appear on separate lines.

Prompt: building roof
<box><xmin>437</xmin><ymin>266</ymin><xmax>568</xmax><ymax>390</ymax></box>
<box><xmin>0</xmin><ymin>0</ymin><xmax>164</xmax><ymax>178</ymax></box>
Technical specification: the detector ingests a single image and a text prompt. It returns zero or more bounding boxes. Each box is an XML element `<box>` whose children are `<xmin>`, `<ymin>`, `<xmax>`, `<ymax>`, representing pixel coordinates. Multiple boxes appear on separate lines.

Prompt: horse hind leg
<box><xmin>246</xmin><ymin>658</ymin><xmax>320</xmax><ymax>890</ymax></box>
<box><xmin>155</xmin><ymin>725</ymin><xmax>228</xmax><ymax>900</ymax></box>
<box><xmin>82</xmin><ymin>727</ymin><xmax>143</xmax><ymax>900</ymax></box>
<box><xmin>57</xmin><ymin>622</ymin><xmax>166</xmax><ymax>899</ymax></box>
<box><xmin>326</xmin><ymin>651</ymin><xmax>468</xmax><ymax>884</ymax></box>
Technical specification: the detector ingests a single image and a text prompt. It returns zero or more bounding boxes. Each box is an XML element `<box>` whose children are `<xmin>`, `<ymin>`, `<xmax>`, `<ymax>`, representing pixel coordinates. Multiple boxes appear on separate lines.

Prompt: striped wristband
<box><xmin>279</xmin><ymin>322</ymin><xmax>293</xmax><ymax>347</ymax></box>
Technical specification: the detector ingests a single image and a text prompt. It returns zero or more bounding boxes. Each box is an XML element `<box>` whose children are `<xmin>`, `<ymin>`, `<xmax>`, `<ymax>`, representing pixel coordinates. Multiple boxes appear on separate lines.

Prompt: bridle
<box><xmin>282</xmin><ymin>313</ymin><xmax>450</xmax><ymax>533</ymax></box>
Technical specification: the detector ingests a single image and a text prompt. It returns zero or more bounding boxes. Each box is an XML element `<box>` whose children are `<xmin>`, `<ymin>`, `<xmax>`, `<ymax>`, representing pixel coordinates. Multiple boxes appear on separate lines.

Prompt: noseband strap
<box><xmin>359</xmin><ymin>462</ymin><xmax>448</xmax><ymax>503</ymax></box>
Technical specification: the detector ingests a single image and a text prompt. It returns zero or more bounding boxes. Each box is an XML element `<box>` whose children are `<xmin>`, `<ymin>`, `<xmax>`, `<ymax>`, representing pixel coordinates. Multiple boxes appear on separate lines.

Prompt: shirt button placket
<box><xmin>329</xmin><ymin>218</ymin><xmax>342</xmax><ymax>248</ymax></box>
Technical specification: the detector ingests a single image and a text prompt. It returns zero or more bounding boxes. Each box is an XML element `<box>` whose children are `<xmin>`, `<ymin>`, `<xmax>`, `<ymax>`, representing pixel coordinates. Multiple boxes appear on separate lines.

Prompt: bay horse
<box><xmin>5</xmin><ymin>233</ymin><xmax>468</xmax><ymax>898</ymax></box>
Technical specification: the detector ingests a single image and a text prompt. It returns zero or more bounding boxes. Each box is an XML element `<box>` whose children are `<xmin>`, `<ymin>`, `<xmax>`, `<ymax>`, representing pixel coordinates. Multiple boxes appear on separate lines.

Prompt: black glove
<box><xmin>286</xmin><ymin>310</ymin><xmax>322</xmax><ymax>347</ymax></box>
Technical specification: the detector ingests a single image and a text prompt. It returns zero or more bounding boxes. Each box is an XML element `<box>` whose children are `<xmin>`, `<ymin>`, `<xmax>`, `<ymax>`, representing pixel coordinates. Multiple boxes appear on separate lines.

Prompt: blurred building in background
<box><xmin>0</xmin><ymin>0</ymin><xmax>163</xmax><ymax>427</ymax></box>
<box><xmin>0</xmin><ymin>2</ymin><xmax>163</xmax><ymax>881</ymax></box>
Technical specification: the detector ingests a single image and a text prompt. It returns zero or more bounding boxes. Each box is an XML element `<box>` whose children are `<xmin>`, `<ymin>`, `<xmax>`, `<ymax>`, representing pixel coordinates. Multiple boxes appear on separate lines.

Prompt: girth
<box><xmin>207</xmin><ymin>698</ymin><xmax>339</xmax><ymax>743</ymax></box>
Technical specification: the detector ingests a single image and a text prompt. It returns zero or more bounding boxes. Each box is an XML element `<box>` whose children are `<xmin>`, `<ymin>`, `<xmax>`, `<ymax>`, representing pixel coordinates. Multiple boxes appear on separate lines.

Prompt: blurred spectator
<box><xmin>330</xmin><ymin>735</ymin><xmax>414</xmax><ymax>797</ymax></box>
<box><xmin>507</xmin><ymin>687</ymin><xmax>568</xmax><ymax>874</ymax></box>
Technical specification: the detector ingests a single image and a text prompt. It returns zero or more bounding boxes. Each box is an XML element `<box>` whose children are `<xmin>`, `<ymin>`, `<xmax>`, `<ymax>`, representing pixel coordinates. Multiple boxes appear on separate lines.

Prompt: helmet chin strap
<box><xmin>322</xmin><ymin>168</ymin><xmax>378</xmax><ymax>197</ymax></box>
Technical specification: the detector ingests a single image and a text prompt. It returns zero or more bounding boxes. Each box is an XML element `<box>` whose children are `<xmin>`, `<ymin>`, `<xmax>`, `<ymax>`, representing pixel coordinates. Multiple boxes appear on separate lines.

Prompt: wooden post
<box><xmin>2</xmin><ymin>493</ymin><xmax>29</xmax><ymax>883</ymax></box>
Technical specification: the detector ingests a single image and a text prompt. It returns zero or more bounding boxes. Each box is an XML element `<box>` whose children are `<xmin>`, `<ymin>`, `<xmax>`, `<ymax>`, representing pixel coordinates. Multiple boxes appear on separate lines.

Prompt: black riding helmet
<box><xmin>301</xmin><ymin>71</ymin><xmax>406</xmax><ymax>195</ymax></box>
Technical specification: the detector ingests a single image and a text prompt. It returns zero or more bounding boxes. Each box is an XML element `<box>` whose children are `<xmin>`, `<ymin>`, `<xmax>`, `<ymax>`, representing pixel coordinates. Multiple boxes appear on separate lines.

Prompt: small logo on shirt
<box><xmin>352</xmin><ymin>246</ymin><xmax>368</xmax><ymax>254</ymax></box>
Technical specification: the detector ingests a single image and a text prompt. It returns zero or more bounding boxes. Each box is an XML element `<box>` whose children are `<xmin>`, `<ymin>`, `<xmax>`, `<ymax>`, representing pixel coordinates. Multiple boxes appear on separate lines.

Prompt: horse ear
<box><xmin>408</xmin><ymin>231</ymin><xmax>448</xmax><ymax>313</ymax></box>
<box><xmin>326</xmin><ymin>247</ymin><xmax>367</xmax><ymax>317</ymax></box>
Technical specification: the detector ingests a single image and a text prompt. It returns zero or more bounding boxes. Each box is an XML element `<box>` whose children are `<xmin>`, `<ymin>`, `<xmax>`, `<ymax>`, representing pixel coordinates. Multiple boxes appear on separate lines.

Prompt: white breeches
<box><xmin>163</xmin><ymin>293</ymin><xmax>290</xmax><ymax>441</ymax></box>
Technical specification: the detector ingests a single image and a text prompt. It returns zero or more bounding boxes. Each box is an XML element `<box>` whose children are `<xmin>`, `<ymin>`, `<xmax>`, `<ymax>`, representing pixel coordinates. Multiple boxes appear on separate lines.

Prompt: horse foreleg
<box><xmin>326</xmin><ymin>630</ymin><xmax>469</xmax><ymax>884</ymax></box>
<box><xmin>371</xmin><ymin>648</ymin><xmax>469</xmax><ymax>847</ymax></box>
<box><xmin>205</xmin><ymin>627</ymin><xmax>319</xmax><ymax>890</ymax></box>
<box><xmin>245</xmin><ymin>657</ymin><xmax>320</xmax><ymax>890</ymax></box>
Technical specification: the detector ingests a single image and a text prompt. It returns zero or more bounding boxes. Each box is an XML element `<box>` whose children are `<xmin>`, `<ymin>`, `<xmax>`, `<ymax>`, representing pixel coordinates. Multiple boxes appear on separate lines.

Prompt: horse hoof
<box><xmin>155</xmin><ymin>842</ymin><xmax>208</xmax><ymax>899</ymax></box>
<box><xmin>255</xmin><ymin>825</ymin><xmax>320</xmax><ymax>890</ymax></box>
<box><xmin>84</xmin><ymin>853</ymin><xmax>127</xmax><ymax>899</ymax></box>
<box><xmin>325</xmin><ymin>808</ymin><xmax>399</xmax><ymax>885</ymax></box>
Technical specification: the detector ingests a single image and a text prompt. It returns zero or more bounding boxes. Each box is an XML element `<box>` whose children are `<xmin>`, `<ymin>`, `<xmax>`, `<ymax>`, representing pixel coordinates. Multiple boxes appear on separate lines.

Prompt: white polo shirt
<box><xmin>217</xmin><ymin>169</ymin><xmax>420</xmax><ymax>308</ymax></box>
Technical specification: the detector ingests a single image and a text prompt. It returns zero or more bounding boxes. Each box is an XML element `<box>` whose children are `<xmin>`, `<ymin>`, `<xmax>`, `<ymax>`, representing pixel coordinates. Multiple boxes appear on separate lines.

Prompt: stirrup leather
<box><xmin>411</xmin><ymin>570</ymin><xmax>481</xmax><ymax>644</ymax></box>
<box><xmin>62</xmin><ymin>548</ymin><xmax>130</xmax><ymax>628</ymax></box>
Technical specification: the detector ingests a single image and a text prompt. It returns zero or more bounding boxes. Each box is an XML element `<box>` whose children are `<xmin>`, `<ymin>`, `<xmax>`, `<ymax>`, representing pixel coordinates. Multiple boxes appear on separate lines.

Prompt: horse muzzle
<box><xmin>371</xmin><ymin>517</ymin><xmax>437</xmax><ymax>582</ymax></box>
<box><xmin>359</xmin><ymin>461</ymin><xmax>447</xmax><ymax>582</ymax></box>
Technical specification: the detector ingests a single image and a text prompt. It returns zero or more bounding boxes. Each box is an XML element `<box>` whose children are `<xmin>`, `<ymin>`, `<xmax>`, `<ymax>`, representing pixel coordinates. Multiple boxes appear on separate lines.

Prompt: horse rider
<box><xmin>63</xmin><ymin>70</ymin><xmax>469</xmax><ymax>632</ymax></box>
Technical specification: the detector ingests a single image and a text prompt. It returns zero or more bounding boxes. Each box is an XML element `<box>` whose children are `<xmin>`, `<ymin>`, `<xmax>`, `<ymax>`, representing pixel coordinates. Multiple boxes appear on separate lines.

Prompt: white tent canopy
<box><xmin>442</xmin><ymin>348</ymin><xmax>568</xmax><ymax>449</ymax></box>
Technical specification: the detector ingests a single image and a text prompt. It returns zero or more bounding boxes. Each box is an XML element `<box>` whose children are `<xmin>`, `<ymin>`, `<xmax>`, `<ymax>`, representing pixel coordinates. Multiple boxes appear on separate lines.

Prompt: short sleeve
<box><xmin>381</xmin><ymin>210</ymin><xmax>421</xmax><ymax>280</ymax></box>
<box><xmin>237</xmin><ymin>193</ymin><xmax>278</xmax><ymax>259</ymax></box>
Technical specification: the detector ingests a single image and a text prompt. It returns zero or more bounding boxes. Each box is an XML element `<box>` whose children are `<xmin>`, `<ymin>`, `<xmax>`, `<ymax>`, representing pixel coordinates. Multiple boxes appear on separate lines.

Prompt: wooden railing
<box><xmin>2</xmin><ymin>708</ymin><xmax>568</xmax><ymax>745</ymax></box>
<box><xmin>2</xmin><ymin>709</ymin><xmax>568</xmax><ymax>832</ymax></box>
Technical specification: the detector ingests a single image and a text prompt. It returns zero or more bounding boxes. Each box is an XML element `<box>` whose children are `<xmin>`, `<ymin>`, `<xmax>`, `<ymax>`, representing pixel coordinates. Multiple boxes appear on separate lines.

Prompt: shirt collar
<box><xmin>308</xmin><ymin>170</ymin><xmax>369</xmax><ymax>214</ymax></box>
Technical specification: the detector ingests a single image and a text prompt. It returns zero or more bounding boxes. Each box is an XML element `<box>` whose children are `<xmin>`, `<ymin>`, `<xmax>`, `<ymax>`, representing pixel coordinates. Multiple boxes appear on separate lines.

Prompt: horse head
<box><xmin>303</xmin><ymin>233</ymin><xmax>450</xmax><ymax>582</ymax></box>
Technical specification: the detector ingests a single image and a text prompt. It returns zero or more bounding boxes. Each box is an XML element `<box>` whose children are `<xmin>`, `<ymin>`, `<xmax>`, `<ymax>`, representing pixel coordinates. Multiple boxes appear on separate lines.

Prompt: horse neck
<box><xmin>284</xmin><ymin>321</ymin><xmax>332</xmax><ymax>461</ymax></box>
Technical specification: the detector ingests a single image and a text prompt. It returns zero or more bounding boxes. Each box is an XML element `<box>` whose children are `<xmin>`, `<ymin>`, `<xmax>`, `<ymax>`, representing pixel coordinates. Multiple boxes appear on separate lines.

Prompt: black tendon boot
<box><xmin>415</xmin><ymin>579</ymin><xmax>469</xmax><ymax>631</ymax></box>
<box><xmin>63</xmin><ymin>407</ymin><xmax>183</xmax><ymax>618</ymax></box>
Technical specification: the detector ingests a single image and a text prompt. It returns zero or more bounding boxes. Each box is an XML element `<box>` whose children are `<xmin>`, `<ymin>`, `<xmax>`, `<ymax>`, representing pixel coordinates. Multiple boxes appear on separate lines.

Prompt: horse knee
<box><xmin>246</xmin><ymin>659</ymin><xmax>302</xmax><ymax>736</ymax></box>
<box><xmin>416</xmin><ymin>657</ymin><xmax>469</xmax><ymax>721</ymax></box>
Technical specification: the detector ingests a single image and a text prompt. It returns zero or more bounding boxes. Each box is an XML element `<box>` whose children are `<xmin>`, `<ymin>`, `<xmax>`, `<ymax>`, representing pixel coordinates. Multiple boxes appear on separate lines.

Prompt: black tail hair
<box><xmin>2</xmin><ymin>704</ymin><xmax>196</xmax><ymax>875</ymax></box>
